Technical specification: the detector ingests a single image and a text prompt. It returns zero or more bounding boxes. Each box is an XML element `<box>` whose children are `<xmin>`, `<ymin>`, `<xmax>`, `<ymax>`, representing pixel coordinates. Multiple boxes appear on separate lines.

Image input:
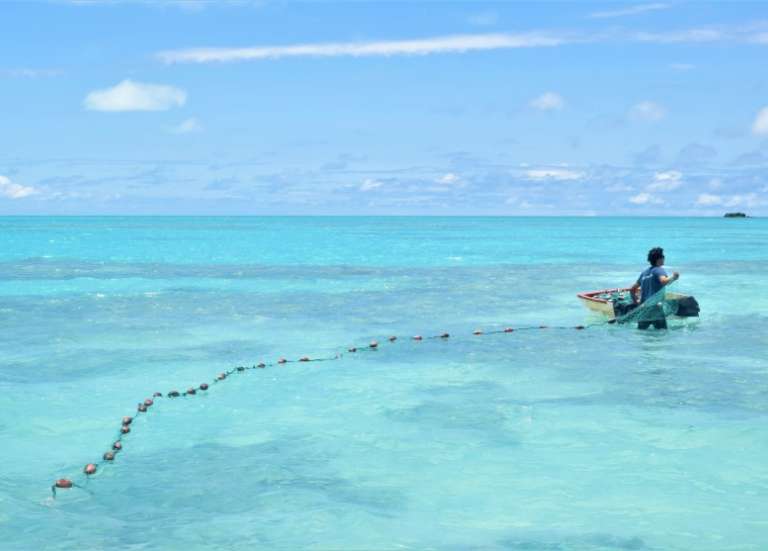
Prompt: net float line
<box><xmin>50</xmin><ymin>320</ymin><xmax>604</xmax><ymax>498</ymax></box>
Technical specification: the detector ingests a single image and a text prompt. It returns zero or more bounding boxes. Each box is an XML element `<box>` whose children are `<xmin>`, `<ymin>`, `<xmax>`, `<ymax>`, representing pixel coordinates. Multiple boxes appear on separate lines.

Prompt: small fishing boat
<box><xmin>577</xmin><ymin>288</ymin><xmax>700</xmax><ymax>321</ymax></box>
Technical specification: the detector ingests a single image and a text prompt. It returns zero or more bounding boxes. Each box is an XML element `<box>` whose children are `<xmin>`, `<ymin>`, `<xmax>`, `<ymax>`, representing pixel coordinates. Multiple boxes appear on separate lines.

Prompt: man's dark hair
<box><xmin>647</xmin><ymin>247</ymin><xmax>664</xmax><ymax>266</ymax></box>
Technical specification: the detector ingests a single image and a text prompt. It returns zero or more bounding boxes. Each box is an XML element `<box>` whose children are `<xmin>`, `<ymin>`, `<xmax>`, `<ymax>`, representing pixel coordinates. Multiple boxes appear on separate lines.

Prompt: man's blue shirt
<box><xmin>637</xmin><ymin>266</ymin><xmax>668</xmax><ymax>303</ymax></box>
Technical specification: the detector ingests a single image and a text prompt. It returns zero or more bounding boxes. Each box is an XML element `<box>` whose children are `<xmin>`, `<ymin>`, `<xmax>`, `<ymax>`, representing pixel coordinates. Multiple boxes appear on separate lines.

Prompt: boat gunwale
<box><xmin>576</xmin><ymin>287</ymin><xmax>631</xmax><ymax>304</ymax></box>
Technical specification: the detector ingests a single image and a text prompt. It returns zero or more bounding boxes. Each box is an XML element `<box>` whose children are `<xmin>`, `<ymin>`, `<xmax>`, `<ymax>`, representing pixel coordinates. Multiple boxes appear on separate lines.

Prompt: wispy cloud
<box><xmin>435</xmin><ymin>173</ymin><xmax>462</xmax><ymax>185</ymax></box>
<box><xmin>84</xmin><ymin>79</ymin><xmax>187</xmax><ymax>111</ymax></box>
<box><xmin>632</xmin><ymin>29</ymin><xmax>722</xmax><ymax>43</ymax></box>
<box><xmin>695</xmin><ymin>192</ymin><xmax>764</xmax><ymax>208</ymax></box>
<box><xmin>62</xmin><ymin>0</ymin><xmax>263</xmax><ymax>9</ymax></box>
<box><xmin>633</xmin><ymin>144</ymin><xmax>663</xmax><ymax>166</ymax></box>
<box><xmin>630</xmin><ymin>22</ymin><xmax>768</xmax><ymax>45</ymax></box>
<box><xmin>676</xmin><ymin>143</ymin><xmax>717</xmax><ymax>166</ymax></box>
<box><xmin>629</xmin><ymin>192</ymin><xmax>664</xmax><ymax>205</ymax></box>
<box><xmin>156</xmin><ymin>22</ymin><xmax>768</xmax><ymax>65</ymax></box>
<box><xmin>170</xmin><ymin>117</ymin><xmax>203</xmax><ymax>134</ymax></box>
<box><xmin>359</xmin><ymin>178</ymin><xmax>383</xmax><ymax>191</ymax></box>
<box><xmin>1</xmin><ymin>68</ymin><xmax>63</xmax><ymax>78</ymax></box>
<box><xmin>731</xmin><ymin>149</ymin><xmax>768</xmax><ymax>166</ymax></box>
<box><xmin>669</xmin><ymin>62</ymin><xmax>695</xmax><ymax>71</ymax></box>
<box><xmin>646</xmin><ymin>170</ymin><xmax>682</xmax><ymax>191</ymax></box>
<box><xmin>530</xmin><ymin>92</ymin><xmax>565</xmax><ymax>111</ymax></box>
<box><xmin>696</xmin><ymin>193</ymin><xmax>722</xmax><ymax>206</ymax></box>
<box><xmin>0</xmin><ymin>175</ymin><xmax>38</xmax><ymax>199</ymax></box>
<box><xmin>589</xmin><ymin>3</ymin><xmax>669</xmax><ymax>19</ymax></box>
<box><xmin>629</xmin><ymin>101</ymin><xmax>665</xmax><ymax>122</ymax></box>
<box><xmin>157</xmin><ymin>33</ymin><xmax>567</xmax><ymax>63</ymax></box>
<box><xmin>752</xmin><ymin>106</ymin><xmax>768</xmax><ymax>135</ymax></box>
<box><xmin>525</xmin><ymin>168</ymin><xmax>583</xmax><ymax>181</ymax></box>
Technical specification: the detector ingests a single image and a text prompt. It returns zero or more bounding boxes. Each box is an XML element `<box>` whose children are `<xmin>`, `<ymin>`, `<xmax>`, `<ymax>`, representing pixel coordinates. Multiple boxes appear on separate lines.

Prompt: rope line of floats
<box><xmin>51</xmin><ymin>319</ymin><xmax>616</xmax><ymax>498</ymax></box>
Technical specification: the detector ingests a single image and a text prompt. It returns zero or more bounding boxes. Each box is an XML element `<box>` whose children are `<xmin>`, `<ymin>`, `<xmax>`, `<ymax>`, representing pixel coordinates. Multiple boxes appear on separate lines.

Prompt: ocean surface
<box><xmin>0</xmin><ymin>216</ymin><xmax>766</xmax><ymax>551</ymax></box>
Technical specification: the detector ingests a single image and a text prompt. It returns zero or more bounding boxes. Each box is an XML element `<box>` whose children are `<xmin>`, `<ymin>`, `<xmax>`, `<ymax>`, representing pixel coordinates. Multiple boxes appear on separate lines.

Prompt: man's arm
<box><xmin>629</xmin><ymin>281</ymin><xmax>640</xmax><ymax>303</ymax></box>
<box><xmin>659</xmin><ymin>272</ymin><xmax>680</xmax><ymax>285</ymax></box>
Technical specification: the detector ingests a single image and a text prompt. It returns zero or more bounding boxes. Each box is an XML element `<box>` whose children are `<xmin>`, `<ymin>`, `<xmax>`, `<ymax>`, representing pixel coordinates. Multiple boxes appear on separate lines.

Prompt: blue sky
<box><xmin>1</xmin><ymin>0</ymin><xmax>767</xmax><ymax>215</ymax></box>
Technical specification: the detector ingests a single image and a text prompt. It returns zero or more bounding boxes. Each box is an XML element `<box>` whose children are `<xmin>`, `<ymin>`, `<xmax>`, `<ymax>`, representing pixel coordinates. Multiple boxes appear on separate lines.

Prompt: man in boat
<box><xmin>629</xmin><ymin>247</ymin><xmax>680</xmax><ymax>329</ymax></box>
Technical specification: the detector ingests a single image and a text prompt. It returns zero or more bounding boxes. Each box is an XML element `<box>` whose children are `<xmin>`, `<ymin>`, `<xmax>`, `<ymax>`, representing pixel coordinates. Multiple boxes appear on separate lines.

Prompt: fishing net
<box><xmin>610</xmin><ymin>279</ymin><xmax>690</xmax><ymax>325</ymax></box>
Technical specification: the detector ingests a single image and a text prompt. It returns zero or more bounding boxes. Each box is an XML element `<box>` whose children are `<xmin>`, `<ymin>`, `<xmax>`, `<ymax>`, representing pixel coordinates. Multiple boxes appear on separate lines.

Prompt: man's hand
<box><xmin>660</xmin><ymin>272</ymin><xmax>679</xmax><ymax>285</ymax></box>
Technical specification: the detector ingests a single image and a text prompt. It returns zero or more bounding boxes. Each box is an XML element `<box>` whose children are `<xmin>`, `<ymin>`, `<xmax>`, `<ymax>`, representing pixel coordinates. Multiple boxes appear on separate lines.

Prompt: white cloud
<box><xmin>155</xmin><ymin>24</ymin><xmax>768</xmax><ymax>66</ymax></box>
<box><xmin>157</xmin><ymin>33</ymin><xmax>566</xmax><ymax>63</ymax></box>
<box><xmin>525</xmin><ymin>168</ymin><xmax>583</xmax><ymax>181</ymax></box>
<box><xmin>589</xmin><ymin>3</ymin><xmax>669</xmax><ymax>19</ymax></box>
<box><xmin>629</xmin><ymin>192</ymin><xmax>664</xmax><ymax>205</ymax></box>
<box><xmin>752</xmin><ymin>106</ymin><xmax>768</xmax><ymax>135</ymax></box>
<box><xmin>708</xmin><ymin>178</ymin><xmax>722</xmax><ymax>190</ymax></box>
<box><xmin>360</xmin><ymin>178</ymin><xmax>383</xmax><ymax>191</ymax></box>
<box><xmin>646</xmin><ymin>170</ymin><xmax>682</xmax><ymax>191</ymax></box>
<box><xmin>669</xmin><ymin>63</ymin><xmax>695</xmax><ymax>71</ymax></box>
<box><xmin>695</xmin><ymin>193</ymin><xmax>722</xmax><ymax>206</ymax></box>
<box><xmin>171</xmin><ymin>117</ymin><xmax>203</xmax><ymax>134</ymax></box>
<box><xmin>436</xmin><ymin>173</ymin><xmax>461</xmax><ymax>185</ymax></box>
<box><xmin>629</xmin><ymin>101</ymin><xmax>665</xmax><ymax>122</ymax></box>
<box><xmin>84</xmin><ymin>79</ymin><xmax>187</xmax><ymax>111</ymax></box>
<box><xmin>530</xmin><ymin>92</ymin><xmax>564</xmax><ymax>111</ymax></box>
<box><xmin>655</xmin><ymin>171</ymin><xmax>682</xmax><ymax>181</ymax></box>
<box><xmin>0</xmin><ymin>175</ymin><xmax>38</xmax><ymax>199</ymax></box>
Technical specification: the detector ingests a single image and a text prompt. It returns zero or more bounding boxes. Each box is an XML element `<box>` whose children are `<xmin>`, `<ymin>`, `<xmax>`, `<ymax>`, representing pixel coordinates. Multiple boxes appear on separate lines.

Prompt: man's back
<box><xmin>637</xmin><ymin>265</ymin><xmax>668</xmax><ymax>303</ymax></box>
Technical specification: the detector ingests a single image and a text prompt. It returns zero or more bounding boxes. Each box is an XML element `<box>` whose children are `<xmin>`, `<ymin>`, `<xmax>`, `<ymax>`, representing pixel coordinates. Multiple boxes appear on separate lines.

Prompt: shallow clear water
<box><xmin>0</xmin><ymin>217</ymin><xmax>766</xmax><ymax>550</ymax></box>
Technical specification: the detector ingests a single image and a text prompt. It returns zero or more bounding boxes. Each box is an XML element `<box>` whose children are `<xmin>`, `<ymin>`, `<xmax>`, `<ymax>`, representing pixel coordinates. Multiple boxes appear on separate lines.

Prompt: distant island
<box><xmin>724</xmin><ymin>212</ymin><xmax>748</xmax><ymax>218</ymax></box>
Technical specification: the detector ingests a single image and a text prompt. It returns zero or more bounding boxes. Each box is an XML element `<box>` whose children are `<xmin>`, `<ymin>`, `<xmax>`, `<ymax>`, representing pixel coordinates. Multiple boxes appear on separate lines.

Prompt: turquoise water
<box><xmin>1</xmin><ymin>216</ymin><xmax>766</xmax><ymax>550</ymax></box>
